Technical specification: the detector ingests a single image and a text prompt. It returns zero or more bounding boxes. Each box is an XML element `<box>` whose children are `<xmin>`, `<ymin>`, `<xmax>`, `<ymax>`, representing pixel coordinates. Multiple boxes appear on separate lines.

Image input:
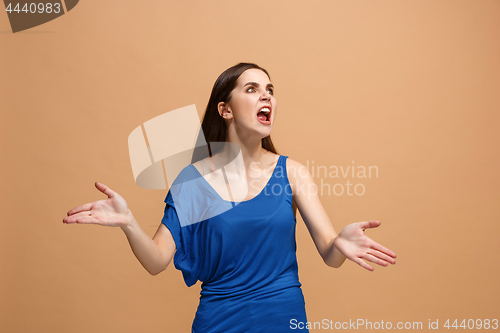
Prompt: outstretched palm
<box><xmin>334</xmin><ymin>220</ymin><xmax>397</xmax><ymax>271</ymax></box>
<box><xmin>63</xmin><ymin>182</ymin><xmax>131</xmax><ymax>227</ymax></box>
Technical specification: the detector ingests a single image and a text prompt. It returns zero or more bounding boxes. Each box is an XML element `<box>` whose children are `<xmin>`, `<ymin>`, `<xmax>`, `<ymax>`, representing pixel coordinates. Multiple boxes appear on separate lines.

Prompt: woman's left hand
<box><xmin>333</xmin><ymin>220</ymin><xmax>397</xmax><ymax>271</ymax></box>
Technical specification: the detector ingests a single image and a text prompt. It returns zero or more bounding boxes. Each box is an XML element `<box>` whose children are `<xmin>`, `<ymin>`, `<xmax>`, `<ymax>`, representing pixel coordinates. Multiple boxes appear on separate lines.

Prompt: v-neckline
<box><xmin>190</xmin><ymin>155</ymin><xmax>282</xmax><ymax>204</ymax></box>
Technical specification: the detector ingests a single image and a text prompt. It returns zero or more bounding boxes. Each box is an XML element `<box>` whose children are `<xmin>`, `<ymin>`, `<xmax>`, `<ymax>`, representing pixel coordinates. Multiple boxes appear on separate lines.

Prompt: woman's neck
<box><xmin>211</xmin><ymin>138</ymin><xmax>268</xmax><ymax>176</ymax></box>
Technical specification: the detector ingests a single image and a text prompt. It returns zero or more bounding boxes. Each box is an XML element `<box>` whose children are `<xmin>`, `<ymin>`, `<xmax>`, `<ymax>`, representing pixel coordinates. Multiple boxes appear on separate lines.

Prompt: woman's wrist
<box><xmin>120</xmin><ymin>209</ymin><xmax>137</xmax><ymax>232</ymax></box>
<box><xmin>330</xmin><ymin>236</ymin><xmax>347</xmax><ymax>267</ymax></box>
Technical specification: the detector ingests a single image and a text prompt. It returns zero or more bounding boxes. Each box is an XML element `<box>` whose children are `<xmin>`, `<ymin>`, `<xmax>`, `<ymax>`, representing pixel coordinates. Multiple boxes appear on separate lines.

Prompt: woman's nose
<box><xmin>261</xmin><ymin>90</ymin><xmax>271</xmax><ymax>100</ymax></box>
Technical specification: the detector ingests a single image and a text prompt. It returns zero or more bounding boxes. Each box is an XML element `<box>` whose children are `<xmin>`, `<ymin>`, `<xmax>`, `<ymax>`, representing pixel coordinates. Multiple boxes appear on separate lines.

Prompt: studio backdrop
<box><xmin>1</xmin><ymin>0</ymin><xmax>499</xmax><ymax>332</ymax></box>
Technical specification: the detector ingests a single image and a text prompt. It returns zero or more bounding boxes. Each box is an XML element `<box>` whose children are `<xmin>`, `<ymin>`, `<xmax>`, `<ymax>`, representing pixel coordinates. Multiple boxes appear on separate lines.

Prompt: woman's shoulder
<box><xmin>191</xmin><ymin>157</ymin><xmax>212</xmax><ymax>175</ymax></box>
<box><xmin>284</xmin><ymin>156</ymin><xmax>308</xmax><ymax>173</ymax></box>
<box><xmin>284</xmin><ymin>157</ymin><xmax>313</xmax><ymax>184</ymax></box>
<box><xmin>191</xmin><ymin>160</ymin><xmax>203</xmax><ymax>174</ymax></box>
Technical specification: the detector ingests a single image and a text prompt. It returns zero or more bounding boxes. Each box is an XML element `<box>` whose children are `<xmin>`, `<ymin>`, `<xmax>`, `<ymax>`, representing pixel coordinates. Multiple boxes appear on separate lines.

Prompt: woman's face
<box><xmin>219</xmin><ymin>68</ymin><xmax>277</xmax><ymax>141</ymax></box>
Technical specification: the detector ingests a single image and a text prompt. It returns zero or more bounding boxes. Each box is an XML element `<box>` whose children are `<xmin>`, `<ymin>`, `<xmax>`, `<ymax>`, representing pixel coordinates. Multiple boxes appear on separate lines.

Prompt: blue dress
<box><xmin>161</xmin><ymin>155</ymin><xmax>309</xmax><ymax>332</ymax></box>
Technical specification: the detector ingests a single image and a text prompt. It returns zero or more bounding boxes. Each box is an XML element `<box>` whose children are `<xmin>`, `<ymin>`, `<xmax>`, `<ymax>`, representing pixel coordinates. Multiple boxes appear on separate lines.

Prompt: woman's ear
<box><xmin>217</xmin><ymin>102</ymin><xmax>233</xmax><ymax>119</ymax></box>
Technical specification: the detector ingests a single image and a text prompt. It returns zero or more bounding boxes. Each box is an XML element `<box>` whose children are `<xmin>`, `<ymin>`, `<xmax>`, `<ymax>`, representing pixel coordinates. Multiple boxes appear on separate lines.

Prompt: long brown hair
<box><xmin>191</xmin><ymin>63</ymin><xmax>279</xmax><ymax>164</ymax></box>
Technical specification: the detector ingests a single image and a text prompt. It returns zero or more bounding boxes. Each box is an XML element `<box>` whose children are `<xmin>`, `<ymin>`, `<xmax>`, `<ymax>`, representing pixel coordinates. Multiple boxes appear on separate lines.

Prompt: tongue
<box><xmin>257</xmin><ymin>112</ymin><xmax>267</xmax><ymax>121</ymax></box>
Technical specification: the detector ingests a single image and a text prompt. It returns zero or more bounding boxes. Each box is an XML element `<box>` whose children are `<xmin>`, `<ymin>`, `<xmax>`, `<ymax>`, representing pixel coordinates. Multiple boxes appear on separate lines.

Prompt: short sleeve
<box><xmin>161</xmin><ymin>190</ymin><xmax>200</xmax><ymax>287</ymax></box>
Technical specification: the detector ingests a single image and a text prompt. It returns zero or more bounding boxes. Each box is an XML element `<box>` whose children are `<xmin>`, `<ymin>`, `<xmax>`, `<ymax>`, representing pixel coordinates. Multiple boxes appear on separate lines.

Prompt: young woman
<box><xmin>63</xmin><ymin>63</ymin><xmax>396</xmax><ymax>332</ymax></box>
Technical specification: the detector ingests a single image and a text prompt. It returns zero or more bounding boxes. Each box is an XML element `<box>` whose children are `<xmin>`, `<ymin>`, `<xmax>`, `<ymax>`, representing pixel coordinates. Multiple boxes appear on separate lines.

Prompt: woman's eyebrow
<box><xmin>244</xmin><ymin>82</ymin><xmax>274</xmax><ymax>89</ymax></box>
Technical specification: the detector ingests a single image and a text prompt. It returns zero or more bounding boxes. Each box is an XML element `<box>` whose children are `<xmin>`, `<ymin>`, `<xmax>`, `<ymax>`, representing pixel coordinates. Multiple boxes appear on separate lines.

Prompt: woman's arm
<box><xmin>287</xmin><ymin>158</ymin><xmax>346</xmax><ymax>267</ymax></box>
<box><xmin>121</xmin><ymin>214</ymin><xmax>176</xmax><ymax>276</ymax></box>
<box><xmin>63</xmin><ymin>182</ymin><xmax>176</xmax><ymax>275</ymax></box>
<box><xmin>286</xmin><ymin>159</ymin><xmax>396</xmax><ymax>271</ymax></box>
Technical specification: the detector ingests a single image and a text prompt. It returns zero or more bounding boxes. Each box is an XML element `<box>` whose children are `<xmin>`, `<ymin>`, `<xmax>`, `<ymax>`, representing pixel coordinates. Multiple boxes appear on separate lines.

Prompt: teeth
<box><xmin>260</xmin><ymin>107</ymin><xmax>270</xmax><ymax>114</ymax></box>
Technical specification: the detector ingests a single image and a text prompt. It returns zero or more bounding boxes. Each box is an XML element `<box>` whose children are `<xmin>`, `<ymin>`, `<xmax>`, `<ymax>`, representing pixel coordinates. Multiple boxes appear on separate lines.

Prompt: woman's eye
<box><xmin>246</xmin><ymin>87</ymin><xmax>273</xmax><ymax>95</ymax></box>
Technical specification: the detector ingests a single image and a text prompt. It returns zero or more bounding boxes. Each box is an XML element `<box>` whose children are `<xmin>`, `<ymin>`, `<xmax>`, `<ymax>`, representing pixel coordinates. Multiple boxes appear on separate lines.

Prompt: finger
<box><xmin>63</xmin><ymin>210</ymin><xmax>90</xmax><ymax>223</ymax></box>
<box><xmin>354</xmin><ymin>257</ymin><xmax>374</xmax><ymax>271</ymax></box>
<box><xmin>367</xmin><ymin>249</ymin><xmax>396</xmax><ymax>265</ymax></box>
<box><xmin>363</xmin><ymin>253</ymin><xmax>389</xmax><ymax>267</ymax></box>
<box><xmin>358</xmin><ymin>220</ymin><xmax>381</xmax><ymax>231</ymax></box>
<box><xmin>63</xmin><ymin>211</ymin><xmax>101</xmax><ymax>224</ymax></box>
<box><xmin>95</xmin><ymin>181</ymin><xmax>115</xmax><ymax>199</ymax></box>
<box><xmin>371</xmin><ymin>242</ymin><xmax>397</xmax><ymax>259</ymax></box>
<box><xmin>67</xmin><ymin>202</ymin><xmax>94</xmax><ymax>216</ymax></box>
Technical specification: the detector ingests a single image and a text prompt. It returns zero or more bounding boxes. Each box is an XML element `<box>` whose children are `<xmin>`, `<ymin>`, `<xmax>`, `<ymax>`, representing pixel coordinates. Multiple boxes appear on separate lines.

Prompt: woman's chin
<box><xmin>231</xmin><ymin>125</ymin><xmax>273</xmax><ymax>142</ymax></box>
<box><xmin>256</xmin><ymin>127</ymin><xmax>273</xmax><ymax>138</ymax></box>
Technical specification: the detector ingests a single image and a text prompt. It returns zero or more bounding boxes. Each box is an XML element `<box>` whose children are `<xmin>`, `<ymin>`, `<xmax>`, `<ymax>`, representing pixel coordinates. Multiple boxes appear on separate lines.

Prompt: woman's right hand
<box><xmin>63</xmin><ymin>182</ymin><xmax>133</xmax><ymax>228</ymax></box>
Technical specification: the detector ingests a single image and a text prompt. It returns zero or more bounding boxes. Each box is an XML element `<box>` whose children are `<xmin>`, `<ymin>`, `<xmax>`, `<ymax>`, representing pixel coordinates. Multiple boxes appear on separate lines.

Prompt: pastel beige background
<box><xmin>1</xmin><ymin>0</ymin><xmax>499</xmax><ymax>332</ymax></box>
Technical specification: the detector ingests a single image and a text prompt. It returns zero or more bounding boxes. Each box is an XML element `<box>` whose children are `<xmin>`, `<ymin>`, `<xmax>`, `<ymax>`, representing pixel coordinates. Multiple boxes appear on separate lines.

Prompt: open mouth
<box><xmin>257</xmin><ymin>106</ymin><xmax>271</xmax><ymax>124</ymax></box>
